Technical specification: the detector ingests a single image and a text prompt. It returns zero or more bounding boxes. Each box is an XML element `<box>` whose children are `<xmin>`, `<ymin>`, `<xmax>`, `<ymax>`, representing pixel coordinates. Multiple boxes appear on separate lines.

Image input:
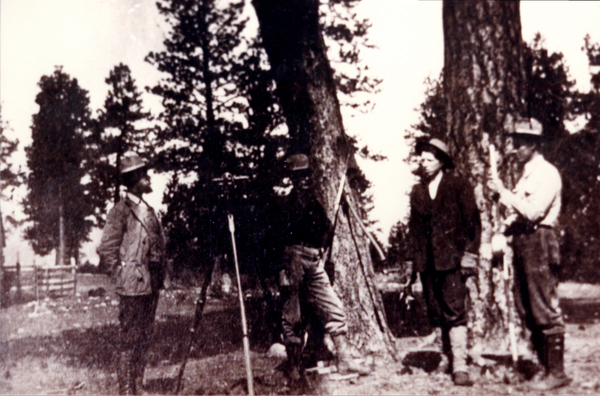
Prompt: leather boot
<box><xmin>332</xmin><ymin>334</ymin><xmax>371</xmax><ymax>376</ymax></box>
<box><xmin>118</xmin><ymin>350</ymin><xmax>137</xmax><ymax>395</ymax></box>
<box><xmin>283</xmin><ymin>335</ymin><xmax>303</xmax><ymax>381</ymax></box>
<box><xmin>531</xmin><ymin>333</ymin><xmax>572</xmax><ymax>391</ymax></box>
<box><xmin>449</xmin><ymin>326</ymin><xmax>473</xmax><ymax>386</ymax></box>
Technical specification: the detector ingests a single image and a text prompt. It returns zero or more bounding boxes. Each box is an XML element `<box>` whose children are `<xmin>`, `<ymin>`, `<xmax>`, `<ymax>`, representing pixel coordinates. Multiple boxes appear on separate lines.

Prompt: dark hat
<box><xmin>286</xmin><ymin>153</ymin><xmax>310</xmax><ymax>171</ymax></box>
<box><xmin>120</xmin><ymin>154</ymin><xmax>149</xmax><ymax>175</ymax></box>
<box><xmin>510</xmin><ymin>118</ymin><xmax>543</xmax><ymax>137</ymax></box>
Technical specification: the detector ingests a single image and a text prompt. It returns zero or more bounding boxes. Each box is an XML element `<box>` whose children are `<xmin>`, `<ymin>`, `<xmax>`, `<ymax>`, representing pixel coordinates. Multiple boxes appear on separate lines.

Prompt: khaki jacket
<box><xmin>97</xmin><ymin>193</ymin><xmax>166</xmax><ymax>296</ymax></box>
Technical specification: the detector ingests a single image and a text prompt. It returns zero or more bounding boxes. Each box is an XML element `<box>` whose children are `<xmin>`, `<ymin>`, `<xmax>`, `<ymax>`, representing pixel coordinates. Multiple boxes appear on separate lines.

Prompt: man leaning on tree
<box><xmin>488</xmin><ymin>118</ymin><xmax>572</xmax><ymax>390</ymax></box>
<box><xmin>408</xmin><ymin>138</ymin><xmax>481</xmax><ymax>387</ymax></box>
<box><xmin>97</xmin><ymin>154</ymin><xmax>166</xmax><ymax>395</ymax></box>
<box><xmin>277</xmin><ymin>153</ymin><xmax>371</xmax><ymax>381</ymax></box>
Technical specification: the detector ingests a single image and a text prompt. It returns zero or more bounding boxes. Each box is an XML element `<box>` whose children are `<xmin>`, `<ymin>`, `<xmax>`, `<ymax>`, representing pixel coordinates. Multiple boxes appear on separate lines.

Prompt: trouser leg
<box><xmin>118</xmin><ymin>348</ymin><xmax>137</xmax><ymax>395</ymax></box>
<box><xmin>119</xmin><ymin>294</ymin><xmax>157</xmax><ymax>395</ymax></box>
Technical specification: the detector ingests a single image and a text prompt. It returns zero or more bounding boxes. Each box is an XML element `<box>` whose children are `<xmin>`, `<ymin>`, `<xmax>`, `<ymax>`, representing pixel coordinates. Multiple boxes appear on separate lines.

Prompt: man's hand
<box><xmin>460</xmin><ymin>252</ymin><xmax>479</xmax><ymax>278</ymax></box>
<box><xmin>488</xmin><ymin>175</ymin><xmax>504</xmax><ymax>194</ymax></box>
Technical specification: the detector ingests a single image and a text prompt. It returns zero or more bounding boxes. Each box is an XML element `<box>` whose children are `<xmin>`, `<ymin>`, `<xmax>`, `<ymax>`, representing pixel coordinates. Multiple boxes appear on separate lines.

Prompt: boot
<box><xmin>283</xmin><ymin>335</ymin><xmax>304</xmax><ymax>381</ymax></box>
<box><xmin>118</xmin><ymin>350</ymin><xmax>137</xmax><ymax>395</ymax></box>
<box><xmin>332</xmin><ymin>334</ymin><xmax>371</xmax><ymax>376</ymax></box>
<box><xmin>449</xmin><ymin>326</ymin><xmax>473</xmax><ymax>387</ymax></box>
<box><xmin>530</xmin><ymin>333</ymin><xmax>572</xmax><ymax>391</ymax></box>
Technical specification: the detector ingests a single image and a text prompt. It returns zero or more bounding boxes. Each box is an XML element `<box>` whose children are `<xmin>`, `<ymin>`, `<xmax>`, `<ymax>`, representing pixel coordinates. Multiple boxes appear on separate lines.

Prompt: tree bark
<box><xmin>443</xmin><ymin>0</ymin><xmax>527</xmax><ymax>355</ymax></box>
<box><xmin>0</xmin><ymin>199</ymin><xmax>5</xmax><ymax>306</ymax></box>
<box><xmin>251</xmin><ymin>0</ymin><xmax>396</xmax><ymax>358</ymax></box>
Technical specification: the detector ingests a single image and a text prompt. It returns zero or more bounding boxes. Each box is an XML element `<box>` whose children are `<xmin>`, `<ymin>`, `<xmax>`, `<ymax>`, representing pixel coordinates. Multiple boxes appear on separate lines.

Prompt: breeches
<box><xmin>281</xmin><ymin>245</ymin><xmax>348</xmax><ymax>339</ymax></box>
<box><xmin>420</xmin><ymin>266</ymin><xmax>468</xmax><ymax>328</ymax></box>
<box><xmin>119</xmin><ymin>291</ymin><xmax>160</xmax><ymax>351</ymax></box>
<box><xmin>513</xmin><ymin>228</ymin><xmax>564</xmax><ymax>334</ymax></box>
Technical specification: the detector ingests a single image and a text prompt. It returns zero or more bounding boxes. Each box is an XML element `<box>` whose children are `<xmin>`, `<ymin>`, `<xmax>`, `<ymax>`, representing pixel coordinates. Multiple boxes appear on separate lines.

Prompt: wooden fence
<box><xmin>1</xmin><ymin>263</ymin><xmax>77</xmax><ymax>303</ymax></box>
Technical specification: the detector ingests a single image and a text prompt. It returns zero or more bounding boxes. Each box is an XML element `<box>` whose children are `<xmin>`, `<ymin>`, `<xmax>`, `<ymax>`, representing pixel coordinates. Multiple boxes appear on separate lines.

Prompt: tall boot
<box><xmin>118</xmin><ymin>350</ymin><xmax>137</xmax><ymax>395</ymax></box>
<box><xmin>283</xmin><ymin>338</ymin><xmax>304</xmax><ymax>381</ymax></box>
<box><xmin>331</xmin><ymin>334</ymin><xmax>371</xmax><ymax>376</ymax></box>
<box><xmin>531</xmin><ymin>333</ymin><xmax>572</xmax><ymax>391</ymax></box>
<box><xmin>448</xmin><ymin>326</ymin><xmax>473</xmax><ymax>386</ymax></box>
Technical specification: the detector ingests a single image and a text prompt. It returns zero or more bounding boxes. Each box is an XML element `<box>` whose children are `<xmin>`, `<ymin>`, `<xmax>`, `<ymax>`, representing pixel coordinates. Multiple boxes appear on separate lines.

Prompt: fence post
<box><xmin>16</xmin><ymin>260</ymin><xmax>21</xmax><ymax>303</ymax></box>
<box><xmin>45</xmin><ymin>267</ymin><xmax>49</xmax><ymax>296</ymax></box>
<box><xmin>72</xmin><ymin>265</ymin><xmax>77</xmax><ymax>297</ymax></box>
<box><xmin>34</xmin><ymin>265</ymin><xmax>39</xmax><ymax>302</ymax></box>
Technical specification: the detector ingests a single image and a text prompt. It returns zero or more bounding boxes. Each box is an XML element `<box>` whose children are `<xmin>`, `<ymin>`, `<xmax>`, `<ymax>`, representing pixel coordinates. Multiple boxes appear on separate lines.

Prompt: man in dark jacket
<box><xmin>97</xmin><ymin>154</ymin><xmax>166</xmax><ymax>395</ymax></box>
<box><xmin>408</xmin><ymin>138</ymin><xmax>481</xmax><ymax>386</ymax></box>
<box><xmin>278</xmin><ymin>153</ymin><xmax>369</xmax><ymax>380</ymax></box>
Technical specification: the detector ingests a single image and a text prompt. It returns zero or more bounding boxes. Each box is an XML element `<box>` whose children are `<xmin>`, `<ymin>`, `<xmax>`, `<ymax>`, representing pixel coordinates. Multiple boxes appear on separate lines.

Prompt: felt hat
<box><xmin>286</xmin><ymin>153</ymin><xmax>310</xmax><ymax>171</ymax></box>
<box><xmin>511</xmin><ymin>118</ymin><xmax>543</xmax><ymax>137</ymax></box>
<box><xmin>120</xmin><ymin>154</ymin><xmax>149</xmax><ymax>175</ymax></box>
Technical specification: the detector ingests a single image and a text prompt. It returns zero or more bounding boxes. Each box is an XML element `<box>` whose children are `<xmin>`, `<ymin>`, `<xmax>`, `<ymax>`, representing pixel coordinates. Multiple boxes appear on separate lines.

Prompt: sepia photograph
<box><xmin>1</xmin><ymin>0</ymin><xmax>600</xmax><ymax>394</ymax></box>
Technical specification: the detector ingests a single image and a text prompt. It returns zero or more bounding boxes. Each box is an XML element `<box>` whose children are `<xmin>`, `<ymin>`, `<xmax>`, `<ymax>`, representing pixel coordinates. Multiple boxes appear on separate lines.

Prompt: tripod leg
<box><xmin>174</xmin><ymin>260</ymin><xmax>216</xmax><ymax>394</ymax></box>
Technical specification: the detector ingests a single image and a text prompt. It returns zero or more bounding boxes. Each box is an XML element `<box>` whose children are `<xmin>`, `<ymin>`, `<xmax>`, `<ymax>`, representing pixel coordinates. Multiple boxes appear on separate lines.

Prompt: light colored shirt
<box><xmin>499</xmin><ymin>153</ymin><xmax>561</xmax><ymax>227</ymax></box>
<box><xmin>428</xmin><ymin>171</ymin><xmax>443</xmax><ymax>200</ymax></box>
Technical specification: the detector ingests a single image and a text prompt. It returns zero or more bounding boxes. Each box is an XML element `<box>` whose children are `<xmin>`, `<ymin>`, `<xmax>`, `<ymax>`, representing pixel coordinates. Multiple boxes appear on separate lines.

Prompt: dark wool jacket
<box><xmin>409</xmin><ymin>171</ymin><xmax>481</xmax><ymax>272</ymax></box>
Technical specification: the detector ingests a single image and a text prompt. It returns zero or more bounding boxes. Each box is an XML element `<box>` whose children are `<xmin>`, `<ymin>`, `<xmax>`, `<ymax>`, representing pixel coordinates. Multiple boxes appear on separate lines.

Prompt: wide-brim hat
<box><xmin>286</xmin><ymin>153</ymin><xmax>310</xmax><ymax>172</ymax></box>
<box><xmin>416</xmin><ymin>138</ymin><xmax>454</xmax><ymax>168</ymax></box>
<box><xmin>120</xmin><ymin>154</ymin><xmax>149</xmax><ymax>175</ymax></box>
<box><xmin>510</xmin><ymin>118</ymin><xmax>543</xmax><ymax>137</ymax></box>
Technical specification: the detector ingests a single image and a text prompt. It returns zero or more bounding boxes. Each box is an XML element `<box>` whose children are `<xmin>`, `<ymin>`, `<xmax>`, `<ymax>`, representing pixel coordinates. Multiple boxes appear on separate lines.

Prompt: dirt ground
<box><xmin>1</xmin><ymin>274</ymin><xmax>600</xmax><ymax>395</ymax></box>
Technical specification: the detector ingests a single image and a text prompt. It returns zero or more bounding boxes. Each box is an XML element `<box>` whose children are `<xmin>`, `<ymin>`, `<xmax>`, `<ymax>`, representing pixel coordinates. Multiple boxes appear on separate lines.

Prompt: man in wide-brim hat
<box><xmin>489</xmin><ymin>118</ymin><xmax>572</xmax><ymax>390</ymax></box>
<box><xmin>98</xmin><ymin>154</ymin><xmax>166</xmax><ymax>395</ymax></box>
<box><xmin>408</xmin><ymin>137</ymin><xmax>481</xmax><ymax>386</ymax></box>
<box><xmin>276</xmin><ymin>153</ymin><xmax>371</xmax><ymax>380</ymax></box>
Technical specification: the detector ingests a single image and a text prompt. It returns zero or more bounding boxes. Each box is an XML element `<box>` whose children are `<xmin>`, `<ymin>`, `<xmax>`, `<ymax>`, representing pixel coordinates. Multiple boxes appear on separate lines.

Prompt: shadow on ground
<box><xmin>0</xmin><ymin>298</ymin><xmax>279</xmax><ymax>373</ymax></box>
<box><xmin>560</xmin><ymin>298</ymin><xmax>600</xmax><ymax>324</ymax></box>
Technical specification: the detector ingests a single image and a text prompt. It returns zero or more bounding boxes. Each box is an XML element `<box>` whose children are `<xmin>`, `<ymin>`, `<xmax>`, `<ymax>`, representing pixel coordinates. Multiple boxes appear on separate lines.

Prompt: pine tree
<box><xmin>97</xmin><ymin>63</ymin><xmax>153</xmax><ymax>204</ymax></box>
<box><xmin>0</xmin><ymin>109</ymin><xmax>22</xmax><ymax>305</ymax></box>
<box><xmin>252</xmin><ymin>0</ymin><xmax>396</xmax><ymax>359</ymax></box>
<box><xmin>146</xmin><ymin>0</ymin><xmax>287</xmax><ymax>276</ymax></box>
<box><xmin>23</xmin><ymin>67</ymin><xmax>95</xmax><ymax>266</ymax></box>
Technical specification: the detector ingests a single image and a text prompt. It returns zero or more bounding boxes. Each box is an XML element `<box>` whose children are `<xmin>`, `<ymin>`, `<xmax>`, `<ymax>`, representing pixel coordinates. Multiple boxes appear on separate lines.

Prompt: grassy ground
<box><xmin>1</xmin><ymin>275</ymin><xmax>600</xmax><ymax>395</ymax></box>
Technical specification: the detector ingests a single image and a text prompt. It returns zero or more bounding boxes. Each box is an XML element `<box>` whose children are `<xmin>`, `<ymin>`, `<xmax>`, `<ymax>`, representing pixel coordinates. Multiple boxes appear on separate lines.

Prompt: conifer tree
<box><xmin>23</xmin><ymin>67</ymin><xmax>95</xmax><ymax>266</ymax></box>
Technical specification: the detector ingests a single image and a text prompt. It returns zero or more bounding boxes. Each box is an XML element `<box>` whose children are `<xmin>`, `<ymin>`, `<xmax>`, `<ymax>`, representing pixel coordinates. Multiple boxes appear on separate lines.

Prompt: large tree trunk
<box><xmin>443</xmin><ymin>0</ymin><xmax>528</xmax><ymax>355</ymax></box>
<box><xmin>0</xmin><ymin>200</ymin><xmax>5</xmax><ymax>307</ymax></box>
<box><xmin>251</xmin><ymin>0</ymin><xmax>396</xmax><ymax>358</ymax></box>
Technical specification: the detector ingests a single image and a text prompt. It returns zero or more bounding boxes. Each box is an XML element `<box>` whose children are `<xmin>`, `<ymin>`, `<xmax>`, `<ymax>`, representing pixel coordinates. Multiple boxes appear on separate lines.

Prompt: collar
<box><xmin>522</xmin><ymin>152</ymin><xmax>545</xmax><ymax>178</ymax></box>
<box><xmin>428</xmin><ymin>171</ymin><xmax>444</xmax><ymax>200</ymax></box>
<box><xmin>125</xmin><ymin>192</ymin><xmax>147</xmax><ymax>207</ymax></box>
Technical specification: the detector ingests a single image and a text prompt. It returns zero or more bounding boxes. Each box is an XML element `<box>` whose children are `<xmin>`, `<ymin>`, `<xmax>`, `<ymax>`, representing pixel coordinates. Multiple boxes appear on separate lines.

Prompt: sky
<box><xmin>1</xmin><ymin>0</ymin><xmax>599</xmax><ymax>265</ymax></box>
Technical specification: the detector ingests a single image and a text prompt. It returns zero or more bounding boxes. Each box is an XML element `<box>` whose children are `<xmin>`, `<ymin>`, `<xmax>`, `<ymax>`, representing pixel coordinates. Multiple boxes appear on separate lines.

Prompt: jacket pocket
<box><xmin>117</xmin><ymin>262</ymin><xmax>146</xmax><ymax>294</ymax></box>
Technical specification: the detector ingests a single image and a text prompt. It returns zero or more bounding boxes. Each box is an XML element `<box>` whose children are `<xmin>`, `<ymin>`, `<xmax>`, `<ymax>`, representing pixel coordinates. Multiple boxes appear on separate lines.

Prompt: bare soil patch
<box><xmin>1</xmin><ymin>276</ymin><xmax>600</xmax><ymax>395</ymax></box>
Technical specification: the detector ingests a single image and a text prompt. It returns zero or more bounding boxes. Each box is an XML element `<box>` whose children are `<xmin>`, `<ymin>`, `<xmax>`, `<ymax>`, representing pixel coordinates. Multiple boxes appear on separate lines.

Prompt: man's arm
<box><xmin>498</xmin><ymin>169</ymin><xmax>561</xmax><ymax>223</ymax></box>
<box><xmin>97</xmin><ymin>203</ymin><xmax>127</xmax><ymax>277</ymax></box>
<box><xmin>460</xmin><ymin>178</ymin><xmax>482</xmax><ymax>255</ymax></box>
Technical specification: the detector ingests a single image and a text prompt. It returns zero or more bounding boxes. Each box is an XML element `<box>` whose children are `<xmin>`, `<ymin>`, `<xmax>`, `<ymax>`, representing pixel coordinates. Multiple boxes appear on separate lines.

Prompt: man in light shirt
<box><xmin>489</xmin><ymin>118</ymin><xmax>571</xmax><ymax>390</ymax></box>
